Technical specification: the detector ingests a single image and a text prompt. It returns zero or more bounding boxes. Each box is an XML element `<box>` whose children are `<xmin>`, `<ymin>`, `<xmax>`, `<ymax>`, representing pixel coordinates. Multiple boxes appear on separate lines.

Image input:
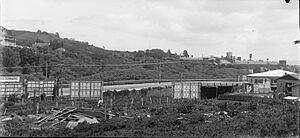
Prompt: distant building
<box><xmin>56</xmin><ymin>47</ymin><xmax>66</xmax><ymax>55</ymax></box>
<box><xmin>276</xmin><ymin>74</ymin><xmax>300</xmax><ymax>95</ymax></box>
<box><xmin>32</xmin><ymin>42</ymin><xmax>50</xmax><ymax>49</ymax></box>
<box><xmin>226</xmin><ymin>52</ymin><xmax>232</xmax><ymax>59</ymax></box>
<box><xmin>237</xmin><ymin>57</ymin><xmax>241</xmax><ymax>61</ymax></box>
<box><xmin>219</xmin><ymin>59</ymin><xmax>233</xmax><ymax>65</ymax></box>
<box><xmin>279</xmin><ymin>60</ymin><xmax>287</xmax><ymax>66</ymax></box>
<box><xmin>0</xmin><ymin>26</ymin><xmax>17</xmax><ymax>47</ymax></box>
<box><xmin>247</xmin><ymin>69</ymin><xmax>296</xmax><ymax>93</ymax></box>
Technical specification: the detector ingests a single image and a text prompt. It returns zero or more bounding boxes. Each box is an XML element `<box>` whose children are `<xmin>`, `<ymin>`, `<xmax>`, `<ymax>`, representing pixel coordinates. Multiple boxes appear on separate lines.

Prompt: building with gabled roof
<box><xmin>247</xmin><ymin>69</ymin><xmax>296</xmax><ymax>93</ymax></box>
<box><xmin>276</xmin><ymin>74</ymin><xmax>300</xmax><ymax>95</ymax></box>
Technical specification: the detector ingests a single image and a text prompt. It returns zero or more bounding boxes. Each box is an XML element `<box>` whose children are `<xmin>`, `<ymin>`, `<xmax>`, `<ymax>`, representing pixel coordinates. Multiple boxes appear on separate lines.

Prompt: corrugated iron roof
<box><xmin>247</xmin><ymin>69</ymin><xmax>296</xmax><ymax>78</ymax></box>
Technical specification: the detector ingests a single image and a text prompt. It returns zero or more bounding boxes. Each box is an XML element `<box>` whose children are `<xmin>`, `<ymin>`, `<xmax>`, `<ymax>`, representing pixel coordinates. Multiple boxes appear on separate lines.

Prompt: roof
<box><xmin>247</xmin><ymin>69</ymin><xmax>296</xmax><ymax>78</ymax></box>
<box><xmin>291</xmin><ymin>83</ymin><xmax>300</xmax><ymax>87</ymax></box>
<box><xmin>220</xmin><ymin>59</ymin><xmax>232</xmax><ymax>65</ymax></box>
<box><xmin>277</xmin><ymin>74</ymin><xmax>300</xmax><ymax>81</ymax></box>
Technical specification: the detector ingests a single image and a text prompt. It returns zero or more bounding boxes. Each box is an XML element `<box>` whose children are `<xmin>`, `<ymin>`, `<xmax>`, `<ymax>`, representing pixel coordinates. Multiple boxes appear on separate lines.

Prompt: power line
<box><xmin>0</xmin><ymin>60</ymin><xmax>209</xmax><ymax>69</ymax></box>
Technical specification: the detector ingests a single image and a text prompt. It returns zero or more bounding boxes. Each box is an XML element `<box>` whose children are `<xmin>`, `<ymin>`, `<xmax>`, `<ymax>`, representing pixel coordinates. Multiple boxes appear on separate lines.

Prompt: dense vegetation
<box><xmin>1</xmin><ymin>29</ymin><xmax>297</xmax><ymax>82</ymax></box>
<box><xmin>3</xmin><ymin>99</ymin><xmax>298</xmax><ymax>137</ymax></box>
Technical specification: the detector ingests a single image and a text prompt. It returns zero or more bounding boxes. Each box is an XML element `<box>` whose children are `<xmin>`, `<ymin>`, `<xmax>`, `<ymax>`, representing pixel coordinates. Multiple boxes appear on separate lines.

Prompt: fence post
<box><xmin>110</xmin><ymin>98</ymin><xmax>113</xmax><ymax>108</ymax></box>
<box><xmin>150</xmin><ymin>97</ymin><xmax>152</xmax><ymax>105</ymax></box>
<box><xmin>60</xmin><ymin>80</ymin><xmax>63</xmax><ymax>96</ymax></box>
<box><xmin>141</xmin><ymin>98</ymin><xmax>143</xmax><ymax>106</ymax></box>
<box><xmin>36</xmin><ymin>103</ymin><xmax>39</xmax><ymax>114</ymax></box>
<box><xmin>167</xmin><ymin>97</ymin><xmax>169</xmax><ymax>104</ymax></box>
<box><xmin>33</xmin><ymin>90</ymin><xmax>36</xmax><ymax>108</ymax></box>
<box><xmin>104</xmin><ymin>102</ymin><xmax>107</xmax><ymax>120</ymax></box>
<box><xmin>131</xmin><ymin>98</ymin><xmax>134</xmax><ymax>108</ymax></box>
<box><xmin>160</xmin><ymin>97</ymin><xmax>162</xmax><ymax>105</ymax></box>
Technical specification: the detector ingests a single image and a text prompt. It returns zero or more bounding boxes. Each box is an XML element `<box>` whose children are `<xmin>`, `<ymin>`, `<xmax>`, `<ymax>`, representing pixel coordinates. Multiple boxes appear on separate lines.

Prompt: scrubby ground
<box><xmin>3</xmin><ymin>99</ymin><xmax>299</xmax><ymax>137</ymax></box>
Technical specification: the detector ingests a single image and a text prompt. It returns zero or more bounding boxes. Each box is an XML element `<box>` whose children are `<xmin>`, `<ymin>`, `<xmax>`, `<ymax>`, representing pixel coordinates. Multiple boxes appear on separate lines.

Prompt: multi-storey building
<box><xmin>0</xmin><ymin>26</ymin><xmax>17</xmax><ymax>47</ymax></box>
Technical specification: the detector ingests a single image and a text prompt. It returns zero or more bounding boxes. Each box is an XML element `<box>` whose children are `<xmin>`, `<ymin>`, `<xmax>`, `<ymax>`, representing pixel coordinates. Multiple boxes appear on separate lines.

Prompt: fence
<box><xmin>172</xmin><ymin>81</ymin><xmax>248</xmax><ymax>99</ymax></box>
<box><xmin>70</xmin><ymin>81</ymin><xmax>103</xmax><ymax>100</ymax></box>
<box><xmin>27</xmin><ymin>81</ymin><xmax>55</xmax><ymax>97</ymax></box>
<box><xmin>0</xmin><ymin>82</ymin><xmax>23</xmax><ymax>99</ymax></box>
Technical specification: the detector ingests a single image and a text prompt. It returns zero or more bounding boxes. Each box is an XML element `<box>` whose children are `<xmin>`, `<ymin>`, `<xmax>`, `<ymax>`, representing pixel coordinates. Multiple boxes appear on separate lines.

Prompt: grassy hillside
<box><xmin>1</xmin><ymin>29</ymin><xmax>294</xmax><ymax>82</ymax></box>
<box><xmin>10</xmin><ymin>29</ymin><xmax>59</xmax><ymax>43</ymax></box>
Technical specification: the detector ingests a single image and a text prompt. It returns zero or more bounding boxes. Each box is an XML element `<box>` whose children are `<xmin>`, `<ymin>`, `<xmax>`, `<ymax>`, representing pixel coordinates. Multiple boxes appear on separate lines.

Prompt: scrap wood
<box><xmin>49</xmin><ymin>108</ymin><xmax>77</xmax><ymax>121</ymax></box>
<box><xmin>12</xmin><ymin>113</ymin><xmax>24</xmax><ymax>122</ymax></box>
<box><xmin>78</xmin><ymin>117</ymin><xmax>99</xmax><ymax>124</ymax></box>
<box><xmin>72</xmin><ymin>112</ymin><xmax>95</xmax><ymax>119</ymax></box>
<box><xmin>50</xmin><ymin>118</ymin><xmax>67</xmax><ymax>127</ymax></box>
<box><xmin>36</xmin><ymin>116</ymin><xmax>48</xmax><ymax>124</ymax></box>
<box><xmin>66</xmin><ymin>121</ymin><xmax>78</xmax><ymax>129</ymax></box>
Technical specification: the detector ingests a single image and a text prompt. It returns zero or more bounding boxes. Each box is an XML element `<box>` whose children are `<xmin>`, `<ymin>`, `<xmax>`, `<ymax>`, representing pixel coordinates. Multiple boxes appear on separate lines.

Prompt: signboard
<box><xmin>0</xmin><ymin>76</ymin><xmax>20</xmax><ymax>82</ymax></box>
<box><xmin>27</xmin><ymin>81</ymin><xmax>55</xmax><ymax>97</ymax></box>
<box><xmin>0</xmin><ymin>82</ymin><xmax>23</xmax><ymax>97</ymax></box>
<box><xmin>70</xmin><ymin>81</ymin><xmax>103</xmax><ymax>100</ymax></box>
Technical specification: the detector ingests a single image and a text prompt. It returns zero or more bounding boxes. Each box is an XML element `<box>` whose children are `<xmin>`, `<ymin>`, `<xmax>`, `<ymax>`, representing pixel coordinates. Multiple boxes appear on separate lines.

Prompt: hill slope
<box><xmin>2</xmin><ymin>28</ymin><xmax>292</xmax><ymax>82</ymax></box>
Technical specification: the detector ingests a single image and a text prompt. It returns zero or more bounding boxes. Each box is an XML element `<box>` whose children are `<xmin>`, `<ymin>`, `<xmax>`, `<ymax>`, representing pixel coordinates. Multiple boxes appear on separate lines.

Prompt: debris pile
<box><xmin>203</xmin><ymin>111</ymin><xmax>232</xmax><ymax>123</ymax></box>
<box><xmin>1</xmin><ymin>107</ymin><xmax>116</xmax><ymax>130</ymax></box>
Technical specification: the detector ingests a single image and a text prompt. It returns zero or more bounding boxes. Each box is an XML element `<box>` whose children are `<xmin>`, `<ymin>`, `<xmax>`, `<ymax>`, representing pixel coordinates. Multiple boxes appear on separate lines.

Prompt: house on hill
<box><xmin>276</xmin><ymin>74</ymin><xmax>300</xmax><ymax>95</ymax></box>
<box><xmin>0</xmin><ymin>26</ymin><xmax>17</xmax><ymax>47</ymax></box>
<box><xmin>247</xmin><ymin>69</ymin><xmax>296</xmax><ymax>93</ymax></box>
<box><xmin>32</xmin><ymin>42</ymin><xmax>50</xmax><ymax>48</ymax></box>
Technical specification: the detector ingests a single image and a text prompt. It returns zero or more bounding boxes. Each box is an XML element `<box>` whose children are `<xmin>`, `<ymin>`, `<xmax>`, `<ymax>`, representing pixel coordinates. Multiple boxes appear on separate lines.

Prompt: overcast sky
<box><xmin>1</xmin><ymin>0</ymin><xmax>300</xmax><ymax>62</ymax></box>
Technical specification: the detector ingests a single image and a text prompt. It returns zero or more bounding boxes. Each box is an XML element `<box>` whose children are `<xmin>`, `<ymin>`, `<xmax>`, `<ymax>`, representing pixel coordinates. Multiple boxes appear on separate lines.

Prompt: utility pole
<box><xmin>159</xmin><ymin>62</ymin><xmax>162</xmax><ymax>84</ymax></box>
<box><xmin>285</xmin><ymin>0</ymin><xmax>300</xmax><ymax>44</ymax></box>
<box><xmin>45</xmin><ymin>63</ymin><xmax>48</xmax><ymax>80</ymax></box>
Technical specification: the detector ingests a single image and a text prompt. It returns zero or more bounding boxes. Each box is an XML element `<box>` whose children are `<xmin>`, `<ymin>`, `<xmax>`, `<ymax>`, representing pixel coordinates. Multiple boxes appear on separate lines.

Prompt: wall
<box><xmin>292</xmin><ymin>85</ymin><xmax>300</xmax><ymax>97</ymax></box>
<box><xmin>277</xmin><ymin>79</ymin><xmax>299</xmax><ymax>93</ymax></box>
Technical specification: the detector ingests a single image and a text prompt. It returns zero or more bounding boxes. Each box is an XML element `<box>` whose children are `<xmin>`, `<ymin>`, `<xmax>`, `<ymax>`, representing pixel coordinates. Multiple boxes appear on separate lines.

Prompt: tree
<box><xmin>183</xmin><ymin>50</ymin><xmax>189</xmax><ymax>58</ymax></box>
<box><xmin>49</xmin><ymin>39</ymin><xmax>63</xmax><ymax>50</ymax></box>
<box><xmin>2</xmin><ymin>47</ymin><xmax>20</xmax><ymax>67</ymax></box>
<box><xmin>55</xmin><ymin>32</ymin><xmax>60</xmax><ymax>38</ymax></box>
<box><xmin>35</xmin><ymin>37</ymin><xmax>44</xmax><ymax>43</ymax></box>
<box><xmin>19</xmin><ymin>48</ymin><xmax>40</xmax><ymax>66</ymax></box>
<box><xmin>167</xmin><ymin>49</ymin><xmax>172</xmax><ymax>55</ymax></box>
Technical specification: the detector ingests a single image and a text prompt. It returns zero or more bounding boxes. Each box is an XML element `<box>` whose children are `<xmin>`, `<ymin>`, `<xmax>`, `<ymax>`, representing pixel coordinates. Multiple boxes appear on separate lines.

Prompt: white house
<box><xmin>247</xmin><ymin>69</ymin><xmax>296</xmax><ymax>93</ymax></box>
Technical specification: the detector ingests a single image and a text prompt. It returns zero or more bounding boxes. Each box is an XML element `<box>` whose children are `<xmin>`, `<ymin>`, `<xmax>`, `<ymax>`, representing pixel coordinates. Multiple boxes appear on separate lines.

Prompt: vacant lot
<box><xmin>2</xmin><ymin>97</ymin><xmax>299</xmax><ymax>137</ymax></box>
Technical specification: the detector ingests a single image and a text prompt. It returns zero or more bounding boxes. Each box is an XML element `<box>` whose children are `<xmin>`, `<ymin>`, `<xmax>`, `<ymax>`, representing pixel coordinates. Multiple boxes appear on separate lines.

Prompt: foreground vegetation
<box><xmin>3</xmin><ymin>98</ymin><xmax>298</xmax><ymax>137</ymax></box>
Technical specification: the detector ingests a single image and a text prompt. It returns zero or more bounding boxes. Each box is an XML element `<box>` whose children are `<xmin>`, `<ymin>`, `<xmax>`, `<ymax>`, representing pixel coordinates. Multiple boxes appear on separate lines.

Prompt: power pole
<box><xmin>285</xmin><ymin>0</ymin><xmax>300</xmax><ymax>44</ymax></box>
<box><xmin>159</xmin><ymin>62</ymin><xmax>162</xmax><ymax>84</ymax></box>
<box><xmin>45</xmin><ymin>63</ymin><xmax>48</xmax><ymax>80</ymax></box>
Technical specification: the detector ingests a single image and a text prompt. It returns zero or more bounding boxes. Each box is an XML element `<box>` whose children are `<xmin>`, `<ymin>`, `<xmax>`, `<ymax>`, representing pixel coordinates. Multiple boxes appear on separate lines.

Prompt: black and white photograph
<box><xmin>0</xmin><ymin>0</ymin><xmax>300</xmax><ymax>137</ymax></box>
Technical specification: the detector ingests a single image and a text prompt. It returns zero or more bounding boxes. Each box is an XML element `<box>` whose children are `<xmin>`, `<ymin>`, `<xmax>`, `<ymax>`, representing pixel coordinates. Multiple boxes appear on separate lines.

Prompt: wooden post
<box><xmin>159</xmin><ymin>97</ymin><xmax>162</xmax><ymax>105</ymax></box>
<box><xmin>33</xmin><ymin>90</ymin><xmax>36</xmax><ymax>108</ymax></box>
<box><xmin>141</xmin><ymin>98</ymin><xmax>143</xmax><ymax>106</ymax></box>
<box><xmin>36</xmin><ymin>103</ymin><xmax>39</xmax><ymax>114</ymax></box>
<box><xmin>131</xmin><ymin>98</ymin><xmax>134</xmax><ymax>108</ymax></box>
<box><xmin>110</xmin><ymin>98</ymin><xmax>113</xmax><ymax>108</ymax></box>
<box><xmin>216</xmin><ymin>86</ymin><xmax>218</xmax><ymax>99</ymax></box>
<box><xmin>150</xmin><ymin>97</ymin><xmax>152</xmax><ymax>104</ymax></box>
<box><xmin>60</xmin><ymin>81</ymin><xmax>63</xmax><ymax>96</ymax></box>
<box><xmin>104</xmin><ymin>103</ymin><xmax>107</xmax><ymax>120</ymax></box>
<box><xmin>167</xmin><ymin>97</ymin><xmax>169</xmax><ymax>104</ymax></box>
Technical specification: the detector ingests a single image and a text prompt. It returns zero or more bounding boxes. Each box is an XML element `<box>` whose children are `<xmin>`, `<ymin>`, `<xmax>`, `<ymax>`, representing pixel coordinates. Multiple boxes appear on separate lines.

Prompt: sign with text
<box><xmin>0</xmin><ymin>76</ymin><xmax>20</xmax><ymax>82</ymax></box>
